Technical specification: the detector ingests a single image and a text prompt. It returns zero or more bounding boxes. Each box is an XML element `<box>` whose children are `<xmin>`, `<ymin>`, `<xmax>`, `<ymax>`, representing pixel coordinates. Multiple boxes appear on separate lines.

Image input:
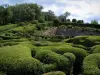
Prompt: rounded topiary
<box><xmin>34</xmin><ymin>50</ymin><xmax>71</xmax><ymax>74</ymax></box>
<box><xmin>63</xmin><ymin>53</ymin><xmax>76</xmax><ymax>63</ymax></box>
<box><xmin>0</xmin><ymin>45</ymin><xmax>43</xmax><ymax>75</ymax></box>
<box><xmin>91</xmin><ymin>45</ymin><xmax>100</xmax><ymax>53</ymax></box>
<box><xmin>83</xmin><ymin>53</ymin><xmax>100</xmax><ymax>75</ymax></box>
<box><xmin>42</xmin><ymin>71</ymin><xmax>66</xmax><ymax>75</ymax></box>
<box><xmin>51</xmin><ymin>46</ymin><xmax>87</xmax><ymax>63</ymax></box>
<box><xmin>51</xmin><ymin>46</ymin><xmax>87</xmax><ymax>74</ymax></box>
<box><xmin>63</xmin><ymin>53</ymin><xmax>76</xmax><ymax>75</ymax></box>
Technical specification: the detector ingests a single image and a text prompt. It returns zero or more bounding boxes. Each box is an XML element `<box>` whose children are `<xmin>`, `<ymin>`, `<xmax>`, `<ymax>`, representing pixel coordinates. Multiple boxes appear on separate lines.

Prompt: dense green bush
<box><xmin>83</xmin><ymin>53</ymin><xmax>100</xmax><ymax>75</ymax></box>
<box><xmin>51</xmin><ymin>46</ymin><xmax>87</xmax><ymax>74</ymax></box>
<box><xmin>42</xmin><ymin>64</ymin><xmax>56</xmax><ymax>73</ymax></box>
<box><xmin>53</xmin><ymin>18</ymin><xmax>60</xmax><ymax>27</ymax></box>
<box><xmin>0</xmin><ymin>45</ymin><xmax>43</xmax><ymax>75</ymax></box>
<box><xmin>66</xmin><ymin>36</ymin><xmax>96</xmax><ymax>47</ymax></box>
<box><xmin>42</xmin><ymin>71</ymin><xmax>66</xmax><ymax>75</ymax></box>
<box><xmin>63</xmin><ymin>53</ymin><xmax>76</xmax><ymax>63</ymax></box>
<box><xmin>72</xmin><ymin>19</ymin><xmax>77</xmax><ymax>23</ymax></box>
<box><xmin>34</xmin><ymin>49</ymin><xmax>71</xmax><ymax>74</ymax></box>
<box><xmin>18</xmin><ymin>22</ymin><xmax>28</xmax><ymax>26</ymax></box>
<box><xmin>51</xmin><ymin>46</ymin><xmax>87</xmax><ymax>63</ymax></box>
<box><xmin>31</xmin><ymin>20</ymin><xmax>39</xmax><ymax>25</ymax></box>
<box><xmin>63</xmin><ymin>53</ymin><xmax>76</xmax><ymax>75</ymax></box>
<box><xmin>36</xmin><ymin>23</ymin><xmax>46</xmax><ymax>30</ymax></box>
<box><xmin>92</xmin><ymin>45</ymin><xmax>100</xmax><ymax>53</ymax></box>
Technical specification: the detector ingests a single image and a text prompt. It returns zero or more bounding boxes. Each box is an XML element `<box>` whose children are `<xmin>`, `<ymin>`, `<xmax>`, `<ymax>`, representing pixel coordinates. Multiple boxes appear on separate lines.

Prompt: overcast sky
<box><xmin>0</xmin><ymin>0</ymin><xmax>100</xmax><ymax>23</ymax></box>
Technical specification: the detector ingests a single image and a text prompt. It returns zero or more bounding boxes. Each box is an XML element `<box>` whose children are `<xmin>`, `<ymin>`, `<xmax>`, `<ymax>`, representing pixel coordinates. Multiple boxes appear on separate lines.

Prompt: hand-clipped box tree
<box><xmin>91</xmin><ymin>45</ymin><xmax>100</xmax><ymax>53</ymax></box>
<box><xmin>34</xmin><ymin>49</ymin><xmax>73</xmax><ymax>74</ymax></box>
<box><xmin>83</xmin><ymin>53</ymin><xmax>100</xmax><ymax>75</ymax></box>
<box><xmin>51</xmin><ymin>46</ymin><xmax>87</xmax><ymax>75</ymax></box>
<box><xmin>0</xmin><ymin>45</ymin><xmax>43</xmax><ymax>75</ymax></box>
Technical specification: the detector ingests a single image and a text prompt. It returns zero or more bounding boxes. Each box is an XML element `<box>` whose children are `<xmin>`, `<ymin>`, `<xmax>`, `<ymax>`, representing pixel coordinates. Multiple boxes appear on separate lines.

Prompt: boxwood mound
<box><xmin>32</xmin><ymin>48</ymin><xmax>76</xmax><ymax>74</ymax></box>
<box><xmin>83</xmin><ymin>53</ymin><xmax>100</xmax><ymax>75</ymax></box>
<box><xmin>91</xmin><ymin>45</ymin><xmax>100</xmax><ymax>53</ymax></box>
<box><xmin>51</xmin><ymin>46</ymin><xmax>87</xmax><ymax>74</ymax></box>
<box><xmin>0</xmin><ymin>45</ymin><xmax>43</xmax><ymax>75</ymax></box>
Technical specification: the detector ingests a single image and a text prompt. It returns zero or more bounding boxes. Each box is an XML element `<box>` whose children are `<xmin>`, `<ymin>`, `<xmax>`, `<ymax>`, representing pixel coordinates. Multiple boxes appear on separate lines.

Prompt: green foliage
<box><xmin>63</xmin><ymin>53</ymin><xmax>76</xmax><ymax>63</ymax></box>
<box><xmin>31</xmin><ymin>20</ymin><xmax>39</xmax><ymax>25</ymax></box>
<box><xmin>42</xmin><ymin>71</ymin><xmax>66</xmax><ymax>75</ymax></box>
<box><xmin>53</xmin><ymin>18</ymin><xmax>60</xmax><ymax>27</ymax></box>
<box><xmin>51</xmin><ymin>46</ymin><xmax>87</xmax><ymax>63</ymax></box>
<box><xmin>42</xmin><ymin>64</ymin><xmax>56</xmax><ymax>73</ymax></box>
<box><xmin>0</xmin><ymin>45</ymin><xmax>43</xmax><ymax>75</ymax></box>
<box><xmin>33</xmin><ymin>49</ymin><xmax>71</xmax><ymax>74</ymax></box>
<box><xmin>77</xmin><ymin>20</ymin><xmax>84</xmax><ymax>24</ymax></box>
<box><xmin>91</xmin><ymin>20</ymin><xmax>98</xmax><ymax>24</ymax></box>
<box><xmin>83</xmin><ymin>53</ymin><xmax>100</xmax><ymax>75</ymax></box>
<box><xmin>66</xmin><ymin>19</ymin><xmax>71</xmax><ymax>23</ymax></box>
<box><xmin>66</xmin><ymin>36</ymin><xmax>97</xmax><ymax>47</ymax></box>
<box><xmin>72</xmin><ymin>19</ymin><xmax>77</xmax><ymax>23</ymax></box>
<box><xmin>58</xmin><ymin>12</ymin><xmax>70</xmax><ymax>22</ymax></box>
<box><xmin>92</xmin><ymin>45</ymin><xmax>100</xmax><ymax>53</ymax></box>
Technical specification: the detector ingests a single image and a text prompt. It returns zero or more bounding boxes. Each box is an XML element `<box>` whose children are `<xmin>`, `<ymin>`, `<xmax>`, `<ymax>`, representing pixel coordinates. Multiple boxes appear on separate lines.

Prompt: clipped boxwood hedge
<box><xmin>92</xmin><ymin>45</ymin><xmax>100</xmax><ymax>53</ymax></box>
<box><xmin>66</xmin><ymin>36</ymin><xmax>95</xmax><ymax>47</ymax></box>
<box><xmin>34</xmin><ymin>49</ymin><xmax>70</xmax><ymax>74</ymax></box>
<box><xmin>42</xmin><ymin>71</ymin><xmax>66</xmax><ymax>75</ymax></box>
<box><xmin>51</xmin><ymin>46</ymin><xmax>87</xmax><ymax>63</ymax></box>
<box><xmin>83</xmin><ymin>53</ymin><xmax>100</xmax><ymax>75</ymax></box>
<box><xmin>0</xmin><ymin>45</ymin><xmax>43</xmax><ymax>75</ymax></box>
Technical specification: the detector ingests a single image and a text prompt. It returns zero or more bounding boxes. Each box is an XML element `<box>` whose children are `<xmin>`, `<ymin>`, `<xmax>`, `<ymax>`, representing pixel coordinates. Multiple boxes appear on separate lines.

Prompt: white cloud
<box><xmin>42</xmin><ymin>0</ymin><xmax>100</xmax><ymax>23</ymax></box>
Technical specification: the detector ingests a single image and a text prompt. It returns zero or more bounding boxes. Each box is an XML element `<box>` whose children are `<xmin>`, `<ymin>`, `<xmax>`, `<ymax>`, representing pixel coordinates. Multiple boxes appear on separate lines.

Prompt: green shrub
<box><xmin>51</xmin><ymin>46</ymin><xmax>87</xmax><ymax>74</ymax></box>
<box><xmin>53</xmin><ymin>18</ymin><xmax>60</xmax><ymax>27</ymax></box>
<box><xmin>92</xmin><ymin>45</ymin><xmax>100</xmax><ymax>53</ymax></box>
<box><xmin>63</xmin><ymin>53</ymin><xmax>76</xmax><ymax>63</ymax></box>
<box><xmin>47</xmin><ymin>21</ymin><xmax>53</xmax><ymax>27</ymax></box>
<box><xmin>18</xmin><ymin>22</ymin><xmax>27</xmax><ymax>26</ymax></box>
<box><xmin>36</xmin><ymin>23</ymin><xmax>46</xmax><ymax>30</ymax></box>
<box><xmin>0</xmin><ymin>45</ymin><xmax>43</xmax><ymax>75</ymax></box>
<box><xmin>63</xmin><ymin>53</ymin><xmax>76</xmax><ymax>75</ymax></box>
<box><xmin>34</xmin><ymin>49</ymin><xmax>71</xmax><ymax>74</ymax></box>
<box><xmin>42</xmin><ymin>71</ymin><xmax>66</xmax><ymax>75</ymax></box>
<box><xmin>83</xmin><ymin>53</ymin><xmax>100</xmax><ymax>75</ymax></box>
<box><xmin>42</xmin><ymin>64</ymin><xmax>56</xmax><ymax>73</ymax></box>
<box><xmin>31</xmin><ymin>20</ymin><xmax>39</xmax><ymax>25</ymax></box>
<box><xmin>51</xmin><ymin>46</ymin><xmax>87</xmax><ymax>63</ymax></box>
<box><xmin>0</xmin><ymin>72</ymin><xmax>7</xmax><ymax>75</ymax></box>
<box><xmin>66</xmin><ymin>36</ymin><xmax>96</xmax><ymax>47</ymax></box>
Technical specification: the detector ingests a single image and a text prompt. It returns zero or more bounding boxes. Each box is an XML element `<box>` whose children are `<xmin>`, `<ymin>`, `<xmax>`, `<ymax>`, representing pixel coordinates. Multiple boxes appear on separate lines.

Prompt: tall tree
<box><xmin>58</xmin><ymin>12</ymin><xmax>70</xmax><ymax>22</ymax></box>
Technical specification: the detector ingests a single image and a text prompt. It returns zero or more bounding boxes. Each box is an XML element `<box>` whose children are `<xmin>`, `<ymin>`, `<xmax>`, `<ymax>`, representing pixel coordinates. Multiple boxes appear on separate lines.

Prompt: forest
<box><xmin>0</xmin><ymin>3</ymin><xmax>100</xmax><ymax>75</ymax></box>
